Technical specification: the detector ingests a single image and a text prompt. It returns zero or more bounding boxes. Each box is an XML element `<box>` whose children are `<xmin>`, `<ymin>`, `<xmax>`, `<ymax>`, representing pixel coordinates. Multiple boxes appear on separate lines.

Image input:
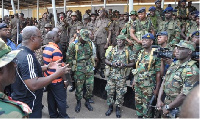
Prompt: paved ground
<box><xmin>42</xmin><ymin>87</ymin><xmax>137</xmax><ymax>118</ymax></box>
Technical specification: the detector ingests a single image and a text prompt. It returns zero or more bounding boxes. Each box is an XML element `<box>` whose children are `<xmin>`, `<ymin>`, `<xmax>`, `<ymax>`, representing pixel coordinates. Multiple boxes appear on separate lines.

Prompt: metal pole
<box><xmin>11</xmin><ymin>0</ymin><xmax>16</xmax><ymax>14</ymax></box>
<box><xmin>161</xmin><ymin>0</ymin><xmax>164</xmax><ymax>9</ymax></box>
<box><xmin>127</xmin><ymin>0</ymin><xmax>129</xmax><ymax>12</ymax></box>
<box><xmin>18</xmin><ymin>0</ymin><xmax>19</xmax><ymax>13</ymax></box>
<box><xmin>37</xmin><ymin>0</ymin><xmax>39</xmax><ymax>21</ymax></box>
<box><xmin>1</xmin><ymin>0</ymin><xmax>3</xmax><ymax>20</ymax></box>
<box><xmin>104</xmin><ymin>0</ymin><xmax>106</xmax><ymax>8</ymax></box>
<box><xmin>52</xmin><ymin>0</ymin><xmax>57</xmax><ymax>27</ymax></box>
<box><xmin>175</xmin><ymin>0</ymin><xmax>177</xmax><ymax>5</ymax></box>
<box><xmin>64</xmin><ymin>0</ymin><xmax>66</xmax><ymax>14</ymax></box>
<box><xmin>129</xmin><ymin>0</ymin><xmax>133</xmax><ymax>19</ymax></box>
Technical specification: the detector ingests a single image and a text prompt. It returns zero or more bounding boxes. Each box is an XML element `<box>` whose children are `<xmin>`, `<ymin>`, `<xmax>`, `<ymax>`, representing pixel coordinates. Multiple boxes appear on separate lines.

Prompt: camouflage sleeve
<box><xmin>181</xmin><ymin>66</ymin><xmax>199</xmax><ymax>95</ymax></box>
<box><xmin>155</xmin><ymin>57</ymin><xmax>161</xmax><ymax>72</ymax></box>
<box><xmin>66</xmin><ymin>43</ymin><xmax>75</xmax><ymax>66</ymax></box>
<box><xmin>106</xmin><ymin>50</ymin><xmax>112</xmax><ymax>61</ymax></box>
<box><xmin>149</xmin><ymin>20</ymin><xmax>154</xmax><ymax>32</ymax></box>
<box><xmin>128</xmin><ymin>48</ymin><xmax>136</xmax><ymax>61</ymax></box>
<box><xmin>131</xmin><ymin>21</ymin><xmax>136</xmax><ymax>31</ymax></box>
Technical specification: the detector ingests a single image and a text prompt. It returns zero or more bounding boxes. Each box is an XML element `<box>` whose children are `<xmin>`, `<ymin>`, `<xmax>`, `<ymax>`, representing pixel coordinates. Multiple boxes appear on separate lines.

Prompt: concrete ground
<box><xmin>42</xmin><ymin>87</ymin><xmax>137</xmax><ymax>118</ymax></box>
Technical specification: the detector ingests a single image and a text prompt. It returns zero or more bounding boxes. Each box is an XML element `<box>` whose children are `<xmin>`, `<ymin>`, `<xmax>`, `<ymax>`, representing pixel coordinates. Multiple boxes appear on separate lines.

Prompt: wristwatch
<box><xmin>110</xmin><ymin>62</ymin><xmax>113</xmax><ymax>66</ymax></box>
<box><xmin>165</xmin><ymin>105</ymin><xmax>170</xmax><ymax>110</ymax></box>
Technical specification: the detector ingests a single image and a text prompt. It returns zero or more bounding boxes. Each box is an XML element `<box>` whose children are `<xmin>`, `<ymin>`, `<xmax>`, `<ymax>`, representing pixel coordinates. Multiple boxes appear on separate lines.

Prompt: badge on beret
<box><xmin>147</xmin><ymin>34</ymin><xmax>150</xmax><ymax>37</ymax></box>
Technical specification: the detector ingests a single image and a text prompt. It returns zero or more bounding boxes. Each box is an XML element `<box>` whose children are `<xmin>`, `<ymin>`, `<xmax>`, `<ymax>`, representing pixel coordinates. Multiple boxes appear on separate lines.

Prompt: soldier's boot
<box><xmin>105</xmin><ymin>105</ymin><xmax>113</xmax><ymax>116</ymax></box>
<box><xmin>116</xmin><ymin>106</ymin><xmax>121</xmax><ymax>118</ymax></box>
<box><xmin>69</xmin><ymin>82</ymin><xmax>75</xmax><ymax>92</ymax></box>
<box><xmin>85</xmin><ymin>100</ymin><xmax>93</xmax><ymax>111</ymax></box>
<box><xmin>75</xmin><ymin>100</ymin><xmax>81</xmax><ymax>113</ymax></box>
<box><xmin>100</xmin><ymin>68</ymin><xmax>105</xmax><ymax>78</ymax></box>
<box><xmin>88</xmin><ymin>98</ymin><xmax>94</xmax><ymax>103</ymax></box>
<box><xmin>137</xmin><ymin>116</ymin><xmax>143</xmax><ymax>118</ymax></box>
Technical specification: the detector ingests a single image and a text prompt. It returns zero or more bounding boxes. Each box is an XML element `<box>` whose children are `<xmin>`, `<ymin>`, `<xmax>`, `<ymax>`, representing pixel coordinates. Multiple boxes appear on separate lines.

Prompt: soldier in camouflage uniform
<box><xmin>157</xmin><ymin>40</ymin><xmax>199</xmax><ymax>118</ymax></box>
<box><xmin>68</xmin><ymin>12</ymin><xmax>83</xmax><ymax>40</ymax></box>
<box><xmin>105</xmin><ymin>35</ymin><xmax>135</xmax><ymax>118</ymax></box>
<box><xmin>187</xmin><ymin>1</ymin><xmax>197</xmax><ymax>13</ymax></box>
<box><xmin>177</xmin><ymin>0</ymin><xmax>189</xmax><ymax>21</ymax></box>
<box><xmin>0</xmin><ymin>39</ymin><xmax>31</xmax><ymax>118</ymax></box>
<box><xmin>155</xmin><ymin>0</ymin><xmax>164</xmax><ymax>20</ymax></box>
<box><xmin>38</xmin><ymin>13</ymin><xmax>52</xmax><ymax>35</ymax></box>
<box><xmin>132</xmin><ymin>33</ymin><xmax>161</xmax><ymax>118</ymax></box>
<box><xmin>87</xmin><ymin>12</ymin><xmax>97</xmax><ymax>32</ymax></box>
<box><xmin>66</xmin><ymin>29</ymin><xmax>94</xmax><ymax>113</ymax></box>
<box><xmin>130</xmin><ymin>7</ymin><xmax>154</xmax><ymax>54</ymax></box>
<box><xmin>158</xmin><ymin>7</ymin><xmax>181</xmax><ymax>46</ymax></box>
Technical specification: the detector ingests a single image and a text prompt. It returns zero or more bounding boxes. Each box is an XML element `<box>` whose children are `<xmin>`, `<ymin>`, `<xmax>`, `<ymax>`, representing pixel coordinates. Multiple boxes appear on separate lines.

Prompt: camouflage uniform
<box><xmin>185</xmin><ymin>20</ymin><xmax>198</xmax><ymax>37</ymax></box>
<box><xmin>0</xmin><ymin>92</ymin><xmax>31</xmax><ymax>118</ymax></box>
<box><xmin>177</xmin><ymin>7</ymin><xmax>189</xmax><ymax>20</ymax></box>
<box><xmin>105</xmin><ymin>45</ymin><xmax>135</xmax><ymax>107</ymax></box>
<box><xmin>131</xmin><ymin>18</ymin><xmax>153</xmax><ymax>52</ymax></box>
<box><xmin>132</xmin><ymin>48</ymin><xmax>161</xmax><ymax>117</ymax></box>
<box><xmin>110</xmin><ymin>21</ymin><xmax>120</xmax><ymax>46</ymax></box>
<box><xmin>66</xmin><ymin>29</ymin><xmax>94</xmax><ymax>101</ymax></box>
<box><xmin>37</xmin><ymin>19</ymin><xmax>51</xmax><ymax>35</ymax></box>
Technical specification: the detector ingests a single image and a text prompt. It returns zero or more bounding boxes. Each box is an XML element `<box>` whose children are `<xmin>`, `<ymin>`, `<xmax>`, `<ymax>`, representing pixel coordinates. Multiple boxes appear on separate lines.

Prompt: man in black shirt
<box><xmin>11</xmin><ymin>26</ymin><xmax>70</xmax><ymax>118</ymax></box>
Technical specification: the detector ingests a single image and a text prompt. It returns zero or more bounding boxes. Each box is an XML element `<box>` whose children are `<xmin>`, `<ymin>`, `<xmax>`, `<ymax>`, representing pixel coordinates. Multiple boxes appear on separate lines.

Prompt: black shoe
<box><xmin>66</xmin><ymin>104</ymin><xmax>69</xmax><ymax>108</ymax></box>
<box><xmin>100</xmin><ymin>69</ymin><xmax>105</xmax><ymax>78</ymax></box>
<box><xmin>75</xmin><ymin>100</ymin><xmax>81</xmax><ymax>113</ymax></box>
<box><xmin>85</xmin><ymin>100</ymin><xmax>93</xmax><ymax>111</ymax></box>
<box><xmin>116</xmin><ymin>106</ymin><xmax>121</xmax><ymax>118</ymax></box>
<box><xmin>105</xmin><ymin>105</ymin><xmax>113</xmax><ymax>116</ymax></box>
<box><xmin>88</xmin><ymin>98</ymin><xmax>94</xmax><ymax>103</ymax></box>
<box><xmin>138</xmin><ymin>116</ymin><xmax>143</xmax><ymax>118</ymax></box>
<box><xmin>69</xmin><ymin>82</ymin><xmax>75</xmax><ymax>92</ymax></box>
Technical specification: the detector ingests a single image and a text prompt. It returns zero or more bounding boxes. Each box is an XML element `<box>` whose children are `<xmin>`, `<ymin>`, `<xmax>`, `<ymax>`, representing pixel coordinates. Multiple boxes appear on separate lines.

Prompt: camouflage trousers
<box><xmin>135</xmin><ymin>85</ymin><xmax>154</xmax><ymax>117</ymax></box>
<box><xmin>105</xmin><ymin>78</ymin><xmax>127</xmax><ymax>107</ymax></box>
<box><xmin>74</xmin><ymin>71</ymin><xmax>94</xmax><ymax>101</ymax></box>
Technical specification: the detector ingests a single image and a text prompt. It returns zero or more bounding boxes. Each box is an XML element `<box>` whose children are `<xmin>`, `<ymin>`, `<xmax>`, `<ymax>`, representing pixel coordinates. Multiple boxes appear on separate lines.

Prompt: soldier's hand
<box><xmin>153</xmin><ymin>88</ymin><xmax>159</xmax><ymax>96</ymax></box>
<box><xmin>131</xmin><ymin>80</ymin><xmax>135</xmax><ymax>90</ymax></box>
<box><xmin>156</xmin><ymin>100</ymin><xmax>164</xmax><ymax>111</ymax></box>
<box><xmin>162</xmin><ymin>106</ymin><xmax>170</xmax><ymax>115</ymax></box>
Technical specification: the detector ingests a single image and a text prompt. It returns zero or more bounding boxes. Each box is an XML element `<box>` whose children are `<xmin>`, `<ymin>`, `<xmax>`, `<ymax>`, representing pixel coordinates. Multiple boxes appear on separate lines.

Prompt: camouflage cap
<box><xmin>44</xmin><ymin>23</ymin><xmax>52</xmax><ymax>28</ymax></box>
<box><xmin>116</xmin><ymin>34</ymin><xmax>126</xmax><ymax>40</ymax></box>
<box><xmin>130</xmin><ymin>10</ymin><xmax>137</xmax><ymax>15</ymax></box>
<box><xmin>71</xmin><ymin>12</ymin><xmax>77</xmax><ymax>16</ymax></box>
<box><xmin>83</xmin><ymin>14</ymin><xmax>90</xmax><ymax>19</ymax></box>
<box><xmin>0</xmin><ymin>38</ymin><xmax>20</xmax><ymax>68</ymax></box>
<box><xmin>80</xmin><ymin>29</ymin><xmax>90</xmax><ymax>41</ymax></box>
<box><xmin>175</xmin><ymin>40</ymin><xmax>195</xmax><ymax>51</ymax></box>
<box><xmin>142</xmin><ymin>33</ymin><xmax>155</xmax><ymax>40</ymax></box>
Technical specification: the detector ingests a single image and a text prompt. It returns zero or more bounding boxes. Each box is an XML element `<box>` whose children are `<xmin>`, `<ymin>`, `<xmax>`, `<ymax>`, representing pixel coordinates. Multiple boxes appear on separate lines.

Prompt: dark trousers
<box><xmin>29</xmin><ymin>109</ymin><xmax>42</xmax><ymax>118</ymax></box>
<box><xmin>47</xmin><ymin>81</ymin><xmax>68</xmax><ymax>118</ymax></box>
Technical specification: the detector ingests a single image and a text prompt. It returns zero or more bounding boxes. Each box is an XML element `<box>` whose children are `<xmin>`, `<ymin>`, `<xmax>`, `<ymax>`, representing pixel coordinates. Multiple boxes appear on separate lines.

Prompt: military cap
<box><xmin>83</xmin><ymin>14</ymin><xmax>90</xmax><ymax>19</ymax></box>
<box><xmin>149</xmin><ymin>6</ymin><xmax>156</xmax><ymax>11</ymax></box>
<box><xmin>91</xmin><ymin>12</ymin><xmax>97</xmax><ymax>16</ymax></box>
<box><xmin>130</xmin><ymin>10</ymin><xmax>137</xmax><ymax>15</ymax></box>
<box><xmin>80</xmin><ymin>29</ymin><xmax>90</xmax><ymax>41</ymax></box>
<box><xmin>44</xmin><ymin>23</ymin><xmax>52</xmax><ymax>28</ymax></box>
<box><xmin>124</xmin><ymin>12</ymin><xmax>129</xmax><ymax>16</ymax></box>
<box><xmin>77</xmin><ymin>26</ymin><xmax>83</xmax><ymax>30</ymax></box>
<box><xmin>156</xmin><ymin>31</ymin><xmax>168</xmax><ymax>36</ymax></box>
<box><xmin>175</xmin><ymin>40</ymin><xmax>195</xmax><ymax>51</ymax></box>
<box><xmin>71</xmin><ymin>12</ymin><xmax>77</xmax><ymax>16</ymax></box>
<box><xmin>142</xmin><ymin>33</ymin><xmax>155</xmax><ymax>40</ymax></box>
<box><xmin>191</xmin><ymin>31</ymin><xmax>200</xmax><ymax>37</ymax></box>
<box><xmin>138</xmin><ymin>7</ymin><xmax>146</xmax><ymax>13</ymax></box>
<box><xmin>163</xmin><ymin>7</ymin><xmax>173</xmax><ymax>13</ymax></box>
<box><xmin>0</xmin><ymin>38</ymin><xmax>20</xmax><ymax>68</ymax></box>
<box><xmin>116</xmin><ymin>34</ymin><xmax>126</xmax><ymax>40</ymax></box>
<box><xmin>155</xmin><ymin>0</ymin><xmax>161</xmax><ymax>4</ymax></box>
<box><xmin>180</xmin><ymin>0</ymin><xmax>186</xmax><ymax>2</ymax></box>
<box><xmin>0</xmin><ymin>23</ymin><xmax>8</xmax><ymax>29</ymax></box>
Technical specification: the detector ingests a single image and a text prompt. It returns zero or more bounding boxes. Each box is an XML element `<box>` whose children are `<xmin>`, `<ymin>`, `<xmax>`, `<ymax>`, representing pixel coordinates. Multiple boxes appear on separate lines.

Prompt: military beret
<box><xmin>163</xmin><ymin>7</ymin><xmax>173</xmax><ymax>13</ymax></box>
<box><xmin>175</xmin><ymin>40</ymin><xmax>195</xmax><ymax>51</ymax></box>
<box><xmin>0</xmin><ymin>23</ymin><xmax>8</xmax><ymax>29</ymax></box>
<box><xmin>116</xmin><ymin>34</ymin><xmax>126</xmax><ymax>40</ymax></box>
<box><xmin>191</xmin><ymin>31</ymin><xmax>200</xmax><ymax>37</ymax></box>
<box><xmin>191</xmin><ymin>11</ymin><xmax>199</xmax><ymax>15</ymax></box>
<box><xmin>156</xmin><ymin>31</ymin><xmax>168</xmax><ymax>37</ymax></box>
<box><xmin>44</xmin><ymin>23</ymin><xmax>52</xmax><ymax>28</ymax></box>
<box><xmin>155</xmin><ymin>0</ymin><xmax>161</xmax><ymax>4</ymax></box>
<box><xmin>180</xmin><ymin>0</ymin><xmax>187</xmax><ymax>2</ymax></box>
<box><xmin>149</xmin><ymin>6</ymin><xmax>156</xmax><ymax>11</ymax></box>
<box><xmin>138</xmin><ymin>7</ymin><xmax>146</xmax><ymax>13</ymax></box>
<box><xmin>130</xmin><ymin>10</ymin><xmax>137</xmax><ymax>15</ymax></box>
<box><xmin>142</xmin><ymin>33</ymin><xmax>155</xmax><ymax>40</ymax></box>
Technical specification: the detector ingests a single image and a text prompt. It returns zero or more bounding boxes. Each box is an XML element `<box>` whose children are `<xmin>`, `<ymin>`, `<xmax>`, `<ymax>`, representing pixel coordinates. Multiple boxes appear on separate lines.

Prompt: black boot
<box><xmin>69</xmin><ymin>82</ymin><xmax>75</xmax><ymax>92</ymax></box>
<box><xmin>105</xmin><ymin>105</ymin><xmax>113</xmax><ymax>116</ymax></box>
<box><xmin>100</xmin><ymin>69</ymin><xmax>105</xmax><ymax>78</ymax></box>
<box><xmin>137</xmin><ymin>116</ymin><xmax>143</xmax><ymax>118</ymax></box>
<box><xmin>116</xmin><ymin>106</ymin><xmax>121</xmax><ymax>118</ymax></box>
<box><xmin>88</xmin><ymin>98</ymin><xmax>94</xmax><ymax>103</ymax></box>
<box><xmin>75</xmin><ymin>100</ymin><xmax>81</xmax><ymax>113</ymax></box>
<box><xmin>85</xmin><ymin>100</ymin><xmax>93</xmax><ymax>111</ymax></box>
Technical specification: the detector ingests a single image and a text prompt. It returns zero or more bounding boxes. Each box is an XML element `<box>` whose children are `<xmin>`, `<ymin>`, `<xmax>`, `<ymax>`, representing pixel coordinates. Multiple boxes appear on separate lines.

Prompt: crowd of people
<box><xmin>0</xmin><ymin>0</ymin><xmax>199</xmax><ymax>118</ymax></box>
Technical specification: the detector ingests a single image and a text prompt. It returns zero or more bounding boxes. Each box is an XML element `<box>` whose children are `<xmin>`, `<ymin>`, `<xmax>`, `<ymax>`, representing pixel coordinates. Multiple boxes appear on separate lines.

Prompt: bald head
<box><xmin>22</xmin><ymin>26</ymin><xmax>39</xmax><ymax>41</ymax></box>
<box><xmin>46</xmin><ymin>31</ymin><xmax>57</xmax><ymax>39</ymax></box>
<box><xmin>46</xmin><ymin>31</ymin><xmax>60</xmax><ymax>43</ymax></box>
<box><xmin>180</xmin><ymin>85</ymin><xmax>199</xmax><ymax>118</ymax></box>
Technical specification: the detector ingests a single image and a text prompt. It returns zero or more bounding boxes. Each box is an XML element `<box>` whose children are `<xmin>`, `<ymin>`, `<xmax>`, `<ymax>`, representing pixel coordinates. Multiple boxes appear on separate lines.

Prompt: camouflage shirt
<box><xmin>121</xmin><ymin>20</ymin><xmax>134</xmax><ymax>39</ymax></box>
<box><xmin>185</xmin><ymin>20</ymin><xmax>198</xmax><ymax>37</ymax></box>
<box><xmin>0</xmin><ymin>92</ymin><xmax>31</xmax><ymax>118</ymax></box>
<box><xmin>68</xmin><ymin>20</ymin><xmax>83</xmax><ymax>39</ymax></box>
<box><xmin>132</xmin><ymin>48</ymin><xmax>161</xmax><ymax>87</ymax></box>
<box><xmin>163</xmin><ymin>59</ymin><xmax>199</xmax><ymax>105</ymax></box>
<box><xmin>106</xmin><ymin>46</ymin><xmax>135</xmax><ymax>79</ymax></box>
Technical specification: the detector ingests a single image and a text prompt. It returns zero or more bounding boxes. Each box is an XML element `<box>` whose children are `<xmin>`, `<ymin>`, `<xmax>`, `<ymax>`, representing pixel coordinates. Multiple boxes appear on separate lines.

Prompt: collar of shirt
<box><xmin>48</xmin><ymin>42</ymin><xmax>59</xmax><ymax>48</ymax></box>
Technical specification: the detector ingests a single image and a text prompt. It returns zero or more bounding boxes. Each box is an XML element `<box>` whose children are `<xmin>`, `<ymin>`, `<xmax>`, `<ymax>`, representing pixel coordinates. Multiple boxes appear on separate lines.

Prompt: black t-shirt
<box><xmin>11</xmin><ymin>46</ymin><xmax>43</xmax><ymax>111</ymax></box>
